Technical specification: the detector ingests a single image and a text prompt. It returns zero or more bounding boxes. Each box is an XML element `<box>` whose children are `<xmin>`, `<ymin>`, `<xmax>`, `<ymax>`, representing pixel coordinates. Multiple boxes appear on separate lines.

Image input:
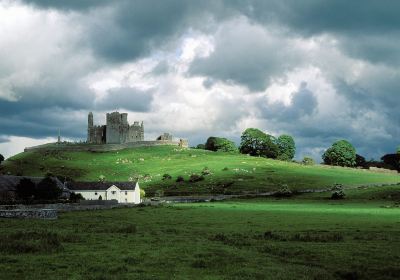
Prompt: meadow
<box><xmin>2</xmin><ymin>146</ymin><xmax>399</xmax><ymax>196</ymax></box>
<box><xmin>0</xmin><ymin>185</ymin><xmax>399</xmax><ymax>279</ymax></box>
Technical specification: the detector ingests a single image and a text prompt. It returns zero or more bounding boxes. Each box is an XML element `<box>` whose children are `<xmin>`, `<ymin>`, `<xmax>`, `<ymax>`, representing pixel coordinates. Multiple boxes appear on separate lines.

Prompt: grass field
<box><xmin>2</xmin><ymin>146</ymin><xmax>399</xmax><ymax>195</ymax></box>
<box><xmin>0</xmin><ymin>185</ymin><xmax>399</xmax><ymax>279</ymax></box>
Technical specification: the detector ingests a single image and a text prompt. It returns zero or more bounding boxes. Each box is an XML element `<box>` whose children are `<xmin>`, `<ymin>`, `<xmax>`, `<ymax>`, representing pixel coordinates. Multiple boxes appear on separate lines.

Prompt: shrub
<box><xmin>176</xmin><ymin>176</ymin><xmax>184</xmax><ymax>182</ymax></box>
<box><xmin>189</xmin><ymin>174</ymin><xmax>204</xmax><ymax>183</ymax></box>
<box><xmin>201</xmin><ymin>167</ymin><xmax>211</xmax><ymax>176</ymax></box>
<box><xmin>15</xmin><ymin>178</ymin><xmax>36</xmax><ymax>201</ymax></box>
<box><xmin>98</xmin><ymin>175</ymin><xmax>106</xmax><ymax>182</ymax></box>
<box><xmin>196</xmin><ymin>144</ymin><xmax>205</xmax><ymax>149</ymax></box>
<box><xmin>356</xmin><ymin>154</ymin><xmax>367</xmax><ymax>168</ymax></box>
<box><xmin>239</xmin><ymin>128</ymin><xmax>278</xmax><ymax>158</ymax></box>
<box><xmin>322</xmin><ymin>140</ymin><xmax>356</xmax><ymax>167</ymax></box>
<box><xmin>36</xmin><ymin>177</ymin><xmax>62</xmax><ymax>200</ymax></box>
<box><xmin>331</xmin><ymin>184</ymin><xmax>345</xmax><ymax>200</ymax></box>
<box><xmin>140</xmin><ymin>189</ymin><xmax>146</xmax><ymax>198</ymax></box>
<box><xmin>69</xmin><ymin>192</ymin><xmax>84</xmax><ymax>202</ymax></box>
<box><xmin>274</xmin><ymin>184</ymin><xmax>293</xmax><ymax>197</ymax></box>
<box><xmin>205</xmin><ymin>137</ymin><xmax>237</xmax><ymax>152</ymax></box>
<box><xmin>276</xmin><ymin>135</ymin><xmax>296</xmax><ymax>161</ymax></box>
<box><xmin>162</xmin><ymin>173</ymin><xmax>172</xmax><ymax>180</ymax></box>
<box><xmin>0</xmin><ymin>154</ymin><xmax>4</xmax><ymax>165</ymax></box>
<box><xmin>302</xmin><ymin>156</ymin><xmax>315</xmax><ymax>165</ymax></box>
<box><xmin>222</xmin><ymin>167</ymin><xmax>229</xmax><ymax>171</ymax></box>
<box><xmin>155</xmin><ymin>189</ymin><xmax>164</xmax><ymax>197</ymax></box>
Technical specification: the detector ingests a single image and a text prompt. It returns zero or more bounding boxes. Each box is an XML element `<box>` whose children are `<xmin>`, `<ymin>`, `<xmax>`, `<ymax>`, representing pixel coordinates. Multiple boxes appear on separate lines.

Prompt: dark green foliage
<box><xmin>205</xmin><ymin>137</ymin><xmax>237</xmax><ymax>152</ymax></box>
<box><xmin>302</xmin><ymin>156</ymin><xmax>315</xmax><ymax>165</ymax></box>
<box><xmin>196</xmin><ymin>144</ymin><xmax>205</xmax><ymax>149</ymax></box>
<box><xmin>0</xmin><ymin>154</ymin><xmax>4</xmax><ymax>165</ymax></box>
<box><xmin>189</xmin><ymin>174</ymin><xmax>204</xmax><ymax>183</ymax></box>
<box><xmin>331</xmin><ymin>184</ymin><xmax>345</xmax><ymax>200</ymax></box>
<box><xmin>69</xmin><ymin>192</ymin><xmax>84</xmax><ymax>202</ymax></box>
<box><xmin>176</xmin><ymin>176</ymin><xmax>184</xmax><ymax>182</ymax></box>
<box><xmin>397</xmin><ymin>146</ymin><xmax>400</xmax><ymax>154</ymax></box>
<box><xmin>276</xmin><ymin>135</ymin><xmax>296</xmax><ymax>161</ymax></box>
<box><xmin>239</xmin><ymin>128</ymin><xmax>278</xmax><ymax>158</ymax></box>
<box><xmin>381</xmin><ymin>154</ymin><xmax>400</xmax><ymax>171</ymax></box>
<box><xmin>201</xmin><ymin>167</ymin><xmax>211</xmax><ymax>176</ymax></box>
<box><xmin>274</xmin><ymin>184</ymin><xmax>293</xmax><ymax>197</ymax></box>
<box><xmin>15</xmin><ymin>178</ymin><xmax>36</xmax><ymax>201</ymax></box>
<box><xmin>322</xmin><ymin>140</ymin><xmax>356</xmax><ymax>167</ymax></box>
<box><xmin>356</xmin><ymin>154</ymin><xmax>367</xmax><ymax>168</ymax></box>
<box><xmin>162</xmin><ymin>174</ymin><xmax>172</xmax><ymax>180</ymax></box>
<box><xmin>36</xmin><ymin>177</ymin><xmax>62</xmax><ymax>200</ymax></box>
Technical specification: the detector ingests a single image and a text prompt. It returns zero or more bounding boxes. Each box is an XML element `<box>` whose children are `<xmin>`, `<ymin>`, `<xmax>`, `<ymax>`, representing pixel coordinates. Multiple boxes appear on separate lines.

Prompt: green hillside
<box><xmin>2</xmin><ymin>145</ymin><xmax>399</xmax><ymax>195</ymax></box>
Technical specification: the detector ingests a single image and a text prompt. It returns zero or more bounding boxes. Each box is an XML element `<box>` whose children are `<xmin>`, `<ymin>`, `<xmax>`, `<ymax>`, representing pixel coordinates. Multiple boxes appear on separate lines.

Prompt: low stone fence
<box><xmin>24</xmin><ymin>140</ymin><xmax>188</xmax><ymax>153</ymax></box>
<box><xmin>0</xmin><ymin>209</ymin><xmax>57</xmax><ymax>219</ymax></box>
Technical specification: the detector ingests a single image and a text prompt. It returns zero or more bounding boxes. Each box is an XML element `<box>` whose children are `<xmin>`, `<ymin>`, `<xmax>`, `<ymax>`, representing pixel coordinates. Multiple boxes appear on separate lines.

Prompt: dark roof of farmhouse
<box><xmin>67</xmin><ymin>181</ymin><xmax>138</xmax><ymax>191</ymax></box>
<box><xmin>0</xmin><ymin>175</ymin><xmax>65</xmax><ymax>191</ymax></box>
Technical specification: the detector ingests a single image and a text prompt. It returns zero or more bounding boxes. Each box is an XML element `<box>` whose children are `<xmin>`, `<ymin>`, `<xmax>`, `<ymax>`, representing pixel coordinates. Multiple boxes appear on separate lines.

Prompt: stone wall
<box><xmin>24</xmin><ymin>140</ymin><xmax>189</xmax><ymax>153</ymax></box>
<box><xmin>0</xmin><ymin>209</ymin><xmax>57</xmax><ymax>219</ymax></box>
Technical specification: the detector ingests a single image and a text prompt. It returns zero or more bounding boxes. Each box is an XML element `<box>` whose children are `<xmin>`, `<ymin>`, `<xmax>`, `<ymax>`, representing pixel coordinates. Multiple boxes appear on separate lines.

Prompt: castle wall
<box><xmin>106</xmin><ymin>112</ymin><xmax>122</xmax><ymax>144</ymax></box>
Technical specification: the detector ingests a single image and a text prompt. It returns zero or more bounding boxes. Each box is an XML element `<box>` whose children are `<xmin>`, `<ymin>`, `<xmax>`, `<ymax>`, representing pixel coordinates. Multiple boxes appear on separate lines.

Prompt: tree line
<box><xmin>195</xmin><ymin>129</ymin><xmax>400</xmax><ymax>170</ymax></box>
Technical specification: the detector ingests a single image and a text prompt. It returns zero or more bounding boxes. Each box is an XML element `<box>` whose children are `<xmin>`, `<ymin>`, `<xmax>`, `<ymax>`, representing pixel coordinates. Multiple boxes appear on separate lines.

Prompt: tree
<box><xmin>239</xmin><ymin>128</ymin><xmax>278</xmax><ymax>158</ymax></box>
<box><xmin>276</xmin><ymin>135</ymin><xmax>296</xmax><ymax>161</ymax></box>
<box><xmin>322</xmin><ymin>140</ymin><xmax>356</xmax><ymax>167</ymax></box>
<box><xmin>397</xmin><ymin>146</ymin><xmax>400</xmax><ymax>154</ymax></box>
<box><xmin>36</xmin><ymin>177</ymin><xmax>62</xmax><ymax>200</ymax></box>
<box><xmin>15</xmin><ymin>178</ymin><xmax>36</xmax><ymax>201</ymax></box>
<box><xmin>0</xmin><ymin>154</ymin><xmax>4</xmax><ymax>165</ymax></box>
<box><xmin>205</xmin><ymin>137</ymin><xmax>237</xmax><ymax>152</ymax></box>
<box><xmin>302</xmin><ymin>156</ymin><xmax>315</xmax><ymax>165</ymax></box>
<box><xmin>355</xmin><ymin>154</ymin><xmax>366</xmax><ymax>168</ymax></box>
<box><xmin>196</xmin><ymin>144</ymin><xmax>205</xmax><ymax>149</ymax></box>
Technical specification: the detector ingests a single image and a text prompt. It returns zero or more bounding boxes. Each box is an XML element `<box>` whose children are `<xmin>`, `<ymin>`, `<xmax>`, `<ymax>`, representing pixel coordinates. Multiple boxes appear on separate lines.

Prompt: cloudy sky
<box><xmin>0</xmin><ymin>0</ymin><xmax>399</xmax><ymax>160</ymax></box>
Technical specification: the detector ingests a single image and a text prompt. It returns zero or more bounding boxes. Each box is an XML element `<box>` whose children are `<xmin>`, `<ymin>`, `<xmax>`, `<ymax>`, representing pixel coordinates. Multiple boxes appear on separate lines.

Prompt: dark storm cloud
<box><xmin>96</xmin><ymin>87</ymin><xmax>154</xmax><ymax>112</ymax></box>
<box><xmin>262</xmin><ymin>82</ymin><xmax>318</xmax><ymax>121</ymax></box>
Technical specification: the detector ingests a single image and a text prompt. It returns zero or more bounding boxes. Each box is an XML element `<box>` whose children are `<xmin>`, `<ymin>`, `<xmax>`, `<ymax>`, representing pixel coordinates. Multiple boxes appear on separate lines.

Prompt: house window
<box><xmin>125</xmin><ymin>191</ymin><xmax>128</xmax><ymax>195</ymax></box>
<box><xmin>112</xmin><ymin>191</ymin><xmax>116</xmax><ymax>194</ymax></box>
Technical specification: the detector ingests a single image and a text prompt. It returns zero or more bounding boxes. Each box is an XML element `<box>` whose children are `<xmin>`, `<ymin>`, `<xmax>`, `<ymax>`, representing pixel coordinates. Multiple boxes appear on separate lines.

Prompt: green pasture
<box><xmin>2</xmin><ymin>146</ymin><xmax>399</xmax><ymax>195</ymax></box>
<box><xmin>1</xmin><ymin>187</ymin><xmax>399</xmax><ymax>279</ymax></box>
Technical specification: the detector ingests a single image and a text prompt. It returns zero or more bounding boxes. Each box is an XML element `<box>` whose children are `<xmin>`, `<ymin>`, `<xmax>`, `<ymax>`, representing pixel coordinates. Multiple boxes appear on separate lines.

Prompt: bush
<box><xmin>155</xmin><ymin>189</ymin><xmax>164</xmax><ymax>197</ymax></box>
<box><xmin>0</xmin><ymin>154</ymin><xmax>4</xmax><ymax>165</ymax></box>
<box><xmin>205</xmin><ymin>137</ymin><xmax>237</xmax><ymax>152</ymax></box>
<box><xmin>162</xmin><ymin>173</ymin><xmax>172</xmax><ymax>180</ymax></box>
<box><xmin>69</xmin><ymin>192</ymin><xmax>84</xmax><ymax>202</ymax></box>
<box><xmin>331</xmin><ymin>184</ymin><xmax>345</xmax><ymax>200</ymax></box>
<box><xmin>274</xmin><ymin>184</ymin><xmax>293</xmax><ymax>197</ymax></box>
<box><xmin>176</xmin><ymin>176</ymin><xmax>184</xmax><ymax>182</ymax></box>
<box><xmin>276</xmin><ymin>135</ymin><xmax>296</xmax><ymax>161</ymax></box>
<box><xmin>98</xmin><ymin>175</ymin><xmax>106</xmax><ymax>182</ymax></box>
<box><xmin>189</xmin><ymin>174</ymin><xmax>204</xmax><ymax>183</ymax></box>
<box><xmin>15</xmin><ymin>178</ymin><xmax>36</xmax><ymax>201</ymax></box>
<box><xmin>322</xmin><ymin>140</ymin><xmax>356</xmax><ymax>167</ymax></box>
<box><xmin>140</xmin><ymin>189</ymin><xmax>146</xmax><ymax>198</ymax></box>
<box><xmin>201</xmin><ymin>167</ymin><xmax>211</xmax><ymax>176</ymax></box>
<box><xmin>196</xmin><ymin>144</ymin><xmax>205</xmax><ymax>149</ymax></box>
<box><xmin>356</xmin><ymin>154</ymin><xmax>367</xmax><ymax>168</ymax></box>
<box><xmin>239</xmin><ymin>128</ymin><xmax>278</xmax><ymax>158</ymax></box>
<box><xmin>302</xmin><ymin>156</ymin><xmax>315</xmax><ymax>165</ymax></box>
<box><xmin>222</xmin><ymin>167</ymin><xmax>229</xmax><ymax>171</ymax></box>
<box><xmin>36</xmin><ymin>177</ymin><xmax>62</xmax><ymax>200</ymax></box>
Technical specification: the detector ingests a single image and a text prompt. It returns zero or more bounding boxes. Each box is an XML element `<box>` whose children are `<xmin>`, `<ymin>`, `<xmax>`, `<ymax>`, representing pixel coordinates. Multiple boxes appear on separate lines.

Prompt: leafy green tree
<box><xmin>322</xmin><ymin>140</ymin><xmax>356</xmax><ymax>167</ymax></box>
<box><xmin>276</xmin><ymin>135</ymin><xmax>296</xmax><ymax>161</ymax></box>
<box><xmin>302</xmin><ymin>156</ymin><xmax>315</xmax><ymax>165</ymax></box>
<box><xmin>15</xmin><ymin>178</ymin><xmax>36</xmax><ymax>201</ymax></box>
<box><xmin>239</xmin><ymin>128</ymin><xmax>278</xmax><ymax>158</ymax></box>
<box><xmin>196</xmin><ymin>144</ymin><xmax>205</xmax><ymax>149</ymax></box>
<box><xmin>36</xmin><ymin>177</ymin><xmax>62</xmax><ymax>200</ymax></box>
<box><xmin>397</xmin><ymin>146</ymin><xmax>400</xmax><ymax>154</ymax></box>
<box><xmin>0</xmin><ymin>154</ymin><xmax>4</xmax><ymax>165</ymax></box>
<box><xmin>205</xmin><ymin>137</ymin><xmax>237</xmax><ymax>152</ymax></box>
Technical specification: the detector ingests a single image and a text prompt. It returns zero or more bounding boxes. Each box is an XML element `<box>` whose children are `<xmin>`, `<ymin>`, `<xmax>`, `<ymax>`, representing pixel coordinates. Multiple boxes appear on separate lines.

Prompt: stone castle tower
<box><xmin>87</xmin><ymin>112</ymin><xmax>144</xmax><ymax>144</ymax></box>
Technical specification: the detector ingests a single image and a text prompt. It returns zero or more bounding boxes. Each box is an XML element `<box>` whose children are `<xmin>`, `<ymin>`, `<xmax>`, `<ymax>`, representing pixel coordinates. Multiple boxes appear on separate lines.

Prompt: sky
<box><xmin>0</xmin><ymin>0</ymin><xmax>399</xmax><ymax>160</ymax></box>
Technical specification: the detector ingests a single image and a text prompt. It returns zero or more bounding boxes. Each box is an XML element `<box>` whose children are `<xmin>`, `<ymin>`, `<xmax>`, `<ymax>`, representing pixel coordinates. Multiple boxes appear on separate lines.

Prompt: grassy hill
<box><xmin>2</xmin><ymin>145</ymin><xmax>399</xmax><ymax>195</ymax></box>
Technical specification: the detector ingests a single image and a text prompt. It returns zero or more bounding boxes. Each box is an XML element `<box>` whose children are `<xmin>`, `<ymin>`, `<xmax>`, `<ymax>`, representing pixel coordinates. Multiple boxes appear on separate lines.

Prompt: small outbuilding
<box><xmin>67</xmin><ymin>181</ymin><xmax>141</xmax><ymax>204</ymax></box>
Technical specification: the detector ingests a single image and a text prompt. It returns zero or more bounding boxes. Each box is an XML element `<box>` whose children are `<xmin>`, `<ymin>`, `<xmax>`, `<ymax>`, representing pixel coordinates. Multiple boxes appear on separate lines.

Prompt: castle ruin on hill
<box><xmin>87</xmin><ymin>112</ymin><xmax>144</xmax><ymax>144</ymax></box>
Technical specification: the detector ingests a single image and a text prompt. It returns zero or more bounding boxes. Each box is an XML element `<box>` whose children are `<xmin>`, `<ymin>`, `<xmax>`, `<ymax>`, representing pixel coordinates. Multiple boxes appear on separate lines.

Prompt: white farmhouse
<box><xmin>67</xmin><ymin>181</ymin><xmax>141</xmax><ymax>204</ymax></box>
